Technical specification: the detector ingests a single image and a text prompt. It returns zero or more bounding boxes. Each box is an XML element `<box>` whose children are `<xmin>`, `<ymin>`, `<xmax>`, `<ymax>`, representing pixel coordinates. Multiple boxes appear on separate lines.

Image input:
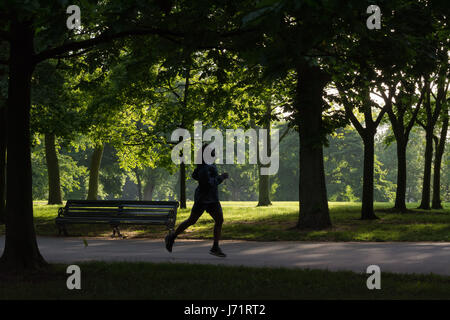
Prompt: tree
<box><xmin>44</xmin><ymin>133</ymin><xmax>62</xmax><ymax>204</ymax></box>
<box><xmin>331</xmin><ymin>0</ymin><xmax>440</xmax><ymax>215</ymax></box>
<box><xmin>236</xmin><ymin>0</ymin><xmax>361</xmax><ymax>229</ymax></box>
<box><xmin>0</xmin><ymin>0</ymin><xmax>182</xmax><ymax>270</ymax></box>
<box><xmin>335</xmin><ymin>83</ymin><xmax>387</xmax><ymax>219</ymax></box>
<box><xmin>413</xmin><ymin>3</ymin><xmax>449</xmax><ymax>210</ymax></box>
<box><xmin>379</xmin><ymin>80</ymin><xmax>425</xmax><ymax>212</ymax></box>
<box><xmin>87</xmin><ymin>144</ymin><xmax>104</xmax><ymax>200</ymax></box>
<box><xmin>417</xmin><ymin>75</ymin><xmax>447</xmax><ymax>209</ymax></box>
<box><xmin>295</xmin><ymin>63</ymin><xmax>332</xmax><ymax>227</ymax></box>
<box><xmin>31</xmin><ymin>61</ymin><xmax>83</xmax><ymax>205</ymax></box>
<box><xmin>431</xmin><ymin>77</ymin><xmax>449</xmax><ymax>209</ymax></box>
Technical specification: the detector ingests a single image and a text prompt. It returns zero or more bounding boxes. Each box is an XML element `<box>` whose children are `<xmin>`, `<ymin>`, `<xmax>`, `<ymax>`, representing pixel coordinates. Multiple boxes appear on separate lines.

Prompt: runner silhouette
<box><xmin>165</xmin><ymin>143</ymin><xmax>229</xmax><ymax>257</ymax></box>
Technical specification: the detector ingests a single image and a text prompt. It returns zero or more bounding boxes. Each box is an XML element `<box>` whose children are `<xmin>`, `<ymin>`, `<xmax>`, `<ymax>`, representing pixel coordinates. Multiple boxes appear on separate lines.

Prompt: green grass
<box><xmin>1</xmin><ymin>261</ymin><xmax>449</xmax><ymax>300</ymax></box>
<box><xmin>1</xmin><ymin>201</ymin><xmax>449</xmax><ymax>241</ymax></box>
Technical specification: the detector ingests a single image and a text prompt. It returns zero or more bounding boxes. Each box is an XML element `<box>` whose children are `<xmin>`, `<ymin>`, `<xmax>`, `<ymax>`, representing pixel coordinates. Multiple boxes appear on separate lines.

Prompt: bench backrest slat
<box><xmin>60</xmin><ymin>200</ymin><xmax>178</xmax><ymax>221</ymax></box>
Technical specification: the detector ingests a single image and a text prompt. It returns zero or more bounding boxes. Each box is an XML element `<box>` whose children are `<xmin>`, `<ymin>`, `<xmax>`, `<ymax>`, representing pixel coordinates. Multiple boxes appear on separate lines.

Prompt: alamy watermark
<box><xmin>66</xmin><ymin>5</ymin><xmax>81</xmax><ymax>30</ymax></box>
<box><xmin>66</xmin><ymin>265</ymin><xmax>81</xmax><ymax>290</ymax></box>
<box><xmin>366</xmin><ymin>265</ymin><xmax>381</xmax><ymax>290</ymax></box>
<box><xmin>171</xmin><ymin>121</ymin><xmax>279</xmax><ymax>175</ymax></box>
<box><xmin>366</xmin><ymin>5</ymin><xmax>381</xmax><ymax>30</ymax></box>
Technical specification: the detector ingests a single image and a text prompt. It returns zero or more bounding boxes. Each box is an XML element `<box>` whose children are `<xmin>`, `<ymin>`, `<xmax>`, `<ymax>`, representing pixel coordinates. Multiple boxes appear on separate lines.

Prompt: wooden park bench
<box><xmin>55</xmin><ymin>200</ymin><xmax>179</xmax><ymax>238</ymax></box>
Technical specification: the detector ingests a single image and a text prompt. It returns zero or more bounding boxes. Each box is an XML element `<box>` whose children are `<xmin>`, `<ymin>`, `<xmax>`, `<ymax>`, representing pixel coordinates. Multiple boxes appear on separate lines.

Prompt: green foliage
<box><xmin>31</xmin><ymin>136</ymin><xmax>88</xmax><ymax>200</ymax></box>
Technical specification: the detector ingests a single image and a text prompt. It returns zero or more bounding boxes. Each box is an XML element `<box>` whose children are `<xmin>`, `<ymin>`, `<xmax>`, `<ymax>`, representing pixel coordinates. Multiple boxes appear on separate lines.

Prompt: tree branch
<box><xmin>335</xmin><ymin>83</ymin><xmax>365</xmax><ymax>136</ymax></box>
<box><xmin>405</xmin><ymin>86</ymin><xmax>426</xmax><ymax>135</ymax></box>
<box><xmin>52</xmin><ymin>47</ymin><xmax>97</xmax><ymax>60</ymax></box>
<box><xmin>374</xmin><ymin>105</ymin><xmax>388</xmax><ymax>128</ymax></box>
<box><xmin>279</xmin><ymin>126</ymin><xmax>290</xmax><ymax>142</ymax></box>
<box><xmin>416</xmin><ymin>119</ymin><xmax>426</xmax><ymax>130</ymax></box>
<box><xmin>34</xmin><ymin>28</ymin><xmax>183</xmax><ymax>63</ymax></box>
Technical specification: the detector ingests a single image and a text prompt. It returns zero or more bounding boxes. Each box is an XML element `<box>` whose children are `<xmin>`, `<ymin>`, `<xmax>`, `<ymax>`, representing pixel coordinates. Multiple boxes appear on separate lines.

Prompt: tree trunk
<box><xmin>296</xmin><ymin>64</ymin><xmax>331</xmax><ymax>229</ymax></box>
<box><xmin>0</xmin><ymin>105</ymin><xmax>6</xmax><ymax>224</ymax></box>
<box><xmin>257</xmin><ymin>102</ymin><xmax>272</xmax><ymax>206</ymax></box>
<box><xmin>418</xmin><ymin>129</ymin><xmax>433</xmax><ymax>209</ymax></box>
<box><xmin>178</xmin><ymin>62</ymin><xmax>190</xmax><ymax>209</ymax></box>
<box><xmin>0</xmin><ymin>20</ymin><xmax>47</xmax><ymax>270</ymax></box>
<box><xmin>143</xmin><ymin>182</ymin><xmax>155</xmax><ymax>201</ymax></box>
<box><xmin>431</xmin><ymin>113</ymin><xmax>448</xmax><ymax>209</ymax></box>
<box><xmin>87</xmin><ymin>144</ymin><xmax>104</xmax><ymax>200</ymax></box>
<box><xmin>257</xmin><ymin>171</ymin><xmax>271</xmax><ymax>206</ymax></box>
<box><xmin>44</xmin><ymin>133</ymin><xmax>62</xmax><ymax>204</ymax></box>
<box><xmin>361</xmin><ymin>134</ymin><xmax>378</xmax><ymax>219</ymax></box>
<box><xmin>394</xmin><ymin>137</ymin><xmax>408</xmax><ymax>212</ymax></box>
<box><xmin>135</xmin><ymin>168</ymin><xmax>143</xmax><ymax>201</ymax></box>
<box><xmin>179</xmin><ymin>162</ymin><xmax>186</xmax><ymax>208</ymax></box>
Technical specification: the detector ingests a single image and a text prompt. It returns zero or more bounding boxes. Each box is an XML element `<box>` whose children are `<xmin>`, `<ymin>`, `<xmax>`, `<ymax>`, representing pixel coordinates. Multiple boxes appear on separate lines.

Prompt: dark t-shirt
<box><xmin>192</xmin><ymin>164</ymin><xmax>225</xmax><ymax>204</ymax></box>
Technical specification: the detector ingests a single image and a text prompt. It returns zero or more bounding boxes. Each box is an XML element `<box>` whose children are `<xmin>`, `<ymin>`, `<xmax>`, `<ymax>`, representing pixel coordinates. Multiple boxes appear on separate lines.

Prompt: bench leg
<box><xmin>57</xmin><ymin>225</ymin><xmax>69</xmax><ymax>237</ymax></box>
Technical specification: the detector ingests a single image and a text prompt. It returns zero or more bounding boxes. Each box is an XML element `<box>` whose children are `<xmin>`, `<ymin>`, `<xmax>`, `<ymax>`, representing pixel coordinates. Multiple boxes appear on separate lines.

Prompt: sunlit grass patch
<box><xmin>0</xmin><ymin>201</ymin><xmax>448</xmax><ymax>242</ymax></box>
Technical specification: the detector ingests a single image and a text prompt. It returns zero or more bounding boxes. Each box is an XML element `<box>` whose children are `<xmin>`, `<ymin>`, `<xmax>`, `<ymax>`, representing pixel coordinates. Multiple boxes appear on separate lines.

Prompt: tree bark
<box><xmin>361</xmin><ymin>134</ymin><xmax>378</xmax><ymax>219</ymax></box>
<box><xmin>394</xmin><ymin>137</ymin><xmax>408</xmax><ymax>212</ymax></box>
<box><xmin>296</xmin><ymin>64</ymin><xmax>331</xmax><ymax>229</ymax></box>
<box><xmin>143</xmin><ymin>181</ymin><xmax>155</xmax><ymax>201</ymax></box>
<box><xmin>257</xmin><ymin>101</ymin><xmax>272</xmax><ymax>206</ymax></box>
<box><xmin>179</xmin><ymin>162</ymin><xmax>186</xmax><ymax>208</ymax></box>
<box><xmin>87</xmin><ymin>144</ymin><xmax>104</xmax><ymax>200</ymax></box>
<box><xmin>0</xmin><ymin>19</ymin><xmax>47</xmax><ymax>270</ymax></box>
<box><xmin>177</xmin><ymin>61</ymin><xmax>190</xmax><ymax>210</ymax></box>
<box><xmin>418</xmin><ymin>129</ymin><xmax>433</xmax><ymax>209</ymax></box>
<box><xmin>135</xmin><ymin>168</ymin><xmax>143</xmax><ymax>201</ymax></box>
<box><xmin>431</xmin><ymin>112</ymin><xmax>448</xmax><ymax>209</ymax></box>
<box><xmin>44</xmin><ymin>133</ymin><xmax>62</xmax><ymax>204</ymax></box>
<box><xmin>0</xmin><ymin>105</ymin><xmax>6</xmax><ymax>224</ymax></box>
<box><xmin>257</xmin><ymin>171</ymin><xmax>271</xmax><ymax>206</ymax></box>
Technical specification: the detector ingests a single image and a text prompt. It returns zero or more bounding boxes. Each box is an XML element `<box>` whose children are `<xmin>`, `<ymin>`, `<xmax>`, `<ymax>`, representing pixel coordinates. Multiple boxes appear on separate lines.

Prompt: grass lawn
<box><xmin>1</xmin><ymin>261</ymin><xmax>449</xmax><ymax>300</ymax></box>
<box><xmin>0</xmin><ymin>201</ymin><xmax>449</xmax><ymax>241</ymax></box>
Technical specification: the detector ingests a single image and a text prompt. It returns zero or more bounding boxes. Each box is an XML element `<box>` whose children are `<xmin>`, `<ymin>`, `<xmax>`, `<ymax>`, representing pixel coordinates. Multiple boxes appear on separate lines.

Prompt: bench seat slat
<box><xmin>57</xmin><ymin>218</ymin><xmax>169</xmax><ymax>223</ymax></box>
<box><xmin>66</xmin><ymin>207</ymin><xmax>174</xmax><ymax>213</ymax></box>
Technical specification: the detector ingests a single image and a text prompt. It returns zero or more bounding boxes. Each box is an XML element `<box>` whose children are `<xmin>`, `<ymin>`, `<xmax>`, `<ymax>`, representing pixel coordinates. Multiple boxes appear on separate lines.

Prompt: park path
<box><xmin>1</xmin><ymin>237</ymin><xmax>449</xmax><ymax>276</ymax></box>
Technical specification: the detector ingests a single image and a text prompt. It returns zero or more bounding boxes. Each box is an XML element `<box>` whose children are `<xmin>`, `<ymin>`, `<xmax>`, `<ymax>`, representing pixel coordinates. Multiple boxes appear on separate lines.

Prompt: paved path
<box><xmin>1</xmin><ymin>237</ymin><xmax>449</xmax><ymax>275</ymax></box>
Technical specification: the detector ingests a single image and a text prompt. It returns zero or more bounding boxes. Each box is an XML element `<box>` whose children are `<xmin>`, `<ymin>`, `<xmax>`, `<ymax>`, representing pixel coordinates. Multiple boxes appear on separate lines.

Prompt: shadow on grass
<box><xmin>1</xmin><ymin>262</ymin><xmax>450</xmax><ymax>299</ymax></box>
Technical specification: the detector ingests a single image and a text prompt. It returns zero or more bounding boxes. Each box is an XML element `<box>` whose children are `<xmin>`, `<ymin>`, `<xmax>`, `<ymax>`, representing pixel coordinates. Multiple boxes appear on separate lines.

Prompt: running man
<box><xmin>165</xmin><ymin>144</ymin><xmax>229</xmax><ymax>257</ymax></box>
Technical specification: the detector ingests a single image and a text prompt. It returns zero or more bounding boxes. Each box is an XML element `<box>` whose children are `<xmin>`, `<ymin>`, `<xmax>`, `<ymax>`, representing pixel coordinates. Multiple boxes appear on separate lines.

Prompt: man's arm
<box><xmin>209</xmin><ymin>166</ymin><xmax>228</xmax><ymax>185</ymax></box>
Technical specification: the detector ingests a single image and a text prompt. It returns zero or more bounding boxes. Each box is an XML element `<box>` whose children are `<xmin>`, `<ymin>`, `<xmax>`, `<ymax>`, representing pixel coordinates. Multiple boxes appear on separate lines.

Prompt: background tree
<box><xmin>416</xmin><ymin>73</ymin><xmax>447</xmax><ymax>209</ymax></box>
<box><xmin>335</xmin><ymin>82</ymin><xmax>387</xmax><ymax>219</ymax></box>
<box><xmin>431</xmin><ymin>75</ymin><xmax>449</xmax><ymax>209</ymax></box>
<box><xmin>31</xmin><ymin>61</ymin><xmax>88</xmax><ymax>204</ymax></box>
<box><xmin>380</xmin><ymin>79</ymin><xmax>425</xmax><ymax>212</ymax></box>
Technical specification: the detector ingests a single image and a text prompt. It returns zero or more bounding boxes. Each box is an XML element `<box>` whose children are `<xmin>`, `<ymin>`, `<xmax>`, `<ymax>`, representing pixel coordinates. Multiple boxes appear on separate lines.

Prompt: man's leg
<box><xmin>207</xmin><ymin>202</ymin><xmax>225</xmax><ymax>257</ymax></box>
<box><xmin>174</xmin><ymin>202</ymin><xmax>204</xmax><ymax>237</ymax></box>
<box><xmin>165</xmin><ymin>202</ymin><xmax>204</xmax><ymax>252</ymax></box>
